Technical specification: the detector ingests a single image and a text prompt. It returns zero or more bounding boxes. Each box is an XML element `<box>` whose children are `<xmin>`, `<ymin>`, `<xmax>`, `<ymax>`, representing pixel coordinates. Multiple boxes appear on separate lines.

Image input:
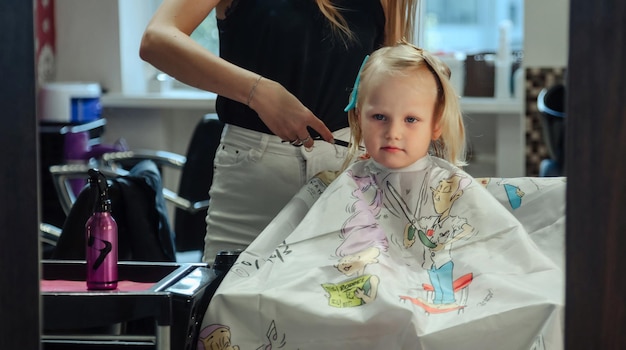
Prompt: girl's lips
<box><xmin>382</xmin><ymin>146</ymin><xmax>402</xmax><ymax>152</ymax></box>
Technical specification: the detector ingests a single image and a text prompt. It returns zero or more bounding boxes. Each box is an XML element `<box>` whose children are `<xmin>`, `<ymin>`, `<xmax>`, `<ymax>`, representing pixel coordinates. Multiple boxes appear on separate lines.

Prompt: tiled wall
<box><xmin>524</xmin><ymin>67</ymin><xmax>567</xmax><ymax>176</ymax></box>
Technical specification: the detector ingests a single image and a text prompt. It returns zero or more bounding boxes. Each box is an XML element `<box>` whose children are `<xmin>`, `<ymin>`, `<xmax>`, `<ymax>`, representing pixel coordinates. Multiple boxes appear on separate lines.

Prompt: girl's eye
<box><xmin>405</xmin><ymin>116</ymin><xmax>419</xmax><ymax>123</ymax></box>
<box><xmin>373</xmin><ymin>114</ymin><xmax>385</xmax><ymax>121</ymax></box>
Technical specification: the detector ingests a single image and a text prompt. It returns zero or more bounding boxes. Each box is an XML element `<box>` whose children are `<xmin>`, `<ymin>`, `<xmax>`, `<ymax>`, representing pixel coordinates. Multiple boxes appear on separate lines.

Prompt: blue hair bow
<box><xmin>344</xmin><ymin>55</ymin><xmax>370</xmax><ymax>112</ymax></box>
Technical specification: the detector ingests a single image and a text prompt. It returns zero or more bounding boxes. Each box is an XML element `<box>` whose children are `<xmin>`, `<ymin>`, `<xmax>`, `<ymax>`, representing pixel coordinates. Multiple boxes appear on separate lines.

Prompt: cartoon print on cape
<box><xmin>391</xmin><ymin>173</ymin><xmax>477</xmax><ymax>314</ymax></box>
<box><xmin>321</xmin><ymin>170</ymin><xmax>388</xmax><ymax>307</ymax></box>
<box><xmin>197</xmin><ymin>161</ymin><xmax>565</xmax><ymax>349</ymax></box>
<box><xmin>477</xmin><ymin>177</ymin><xmax>526</xmax><ymax>210</ymax></box>
<box><xmin>198</xmin><ymin>320</ymin><xmax>287</xmax><ymax>350</ymax></box>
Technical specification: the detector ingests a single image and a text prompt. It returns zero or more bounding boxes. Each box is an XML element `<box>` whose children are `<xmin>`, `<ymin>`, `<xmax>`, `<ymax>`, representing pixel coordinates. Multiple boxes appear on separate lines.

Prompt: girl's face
<box><xmin>358</xmin><ymin>67</ymin><xmax>441</xmax><ymax>169</ymax></box>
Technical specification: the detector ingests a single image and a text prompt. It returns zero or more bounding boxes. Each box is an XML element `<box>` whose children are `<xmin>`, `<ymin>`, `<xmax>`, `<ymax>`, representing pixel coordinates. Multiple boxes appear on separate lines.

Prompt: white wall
<box><xmin>55</xmin><ymin>0</ymin><xmax>153</xmax><ymax>93</ymax></box>
<box><xmin>524</xmin><ymin>0</ymin><xmax>570</xmax><ymax>68</ymax></box>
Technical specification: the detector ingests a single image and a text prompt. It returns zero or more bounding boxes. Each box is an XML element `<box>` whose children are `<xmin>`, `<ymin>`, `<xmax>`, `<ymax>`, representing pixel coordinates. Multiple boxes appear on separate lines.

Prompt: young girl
<box><xmin>343</xmin><ymin>40</ymin><xmax>466</xmax><ymax>171</ymax></box>
<box><xmin>199</xmin><ymin>42</ymin><xmax>564</xmax><ymax>349</ymax></box>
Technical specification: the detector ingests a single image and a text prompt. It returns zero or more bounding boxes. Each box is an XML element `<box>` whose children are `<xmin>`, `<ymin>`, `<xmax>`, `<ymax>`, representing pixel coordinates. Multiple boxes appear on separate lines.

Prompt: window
<box><xmin>150</xmin><ymin>0</ymin><xmax>219</xmax><ymax>55</ymax></box>
<box><xmin>150</xmin><ymin>1</ymin><xmax>218</xmax><ymax>91</ymax></box>
<box><xmin>161</xmin><ymin>0</ymin><xmax>523</xmax><ymax>64</ymax></box>
<box><xmin>190</xmin><ymin>11</ymin><xmax>219</xmax><ymax>56</ymax></box>
<box><xmin>416</xmin><ymin>0</ymin><xmax>524</xmax><ymax>98</ymax></box>
<box><xmin>418</xmin><ymin>0</ymin><xmax>524</xmax><ymax>53</ymax></box>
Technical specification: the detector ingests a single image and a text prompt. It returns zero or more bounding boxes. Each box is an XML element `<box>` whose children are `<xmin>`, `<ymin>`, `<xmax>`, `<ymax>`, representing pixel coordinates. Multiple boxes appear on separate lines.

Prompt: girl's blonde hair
<box><xmin>317</xmin><ymin>0</ymin><xmax>419</xmax><ymax>45</ymax></box>
<box><xmin>344</xmin><ymin>41</ymin><xmax>467</xmax><ymax>168</ymax></box>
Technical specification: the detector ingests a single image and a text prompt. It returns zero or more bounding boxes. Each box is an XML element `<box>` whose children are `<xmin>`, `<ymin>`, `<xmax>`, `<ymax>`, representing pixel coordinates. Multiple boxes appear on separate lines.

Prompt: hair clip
<box><xmin>344</xmin><ymin>55</ymin><xmax>369</xmax><ymax>112</ymax></box>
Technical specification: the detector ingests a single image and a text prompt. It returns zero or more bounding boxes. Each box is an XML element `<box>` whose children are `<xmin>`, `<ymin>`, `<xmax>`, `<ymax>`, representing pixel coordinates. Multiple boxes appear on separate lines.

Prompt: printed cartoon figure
<box><xmin>197</xmin><ymin>324</ymin><xmax>240</xmax><ymax>350</ymax></box>
<box><xmin>198</xmin><ymin>320</ymin><xmax>288</xmax><ymax>350</ymax></box>
<box><xmin>476</xmin><ymin>177</ymin><xmax>491</xmax><ymax>187</ymax></box>
<box><xmin>396</xmin><ymin>174</ymin><xmax>475</xmax><ymax>313</ymax></box>
<box><xmin>503</xmin><ymin>183</ymin><xmax>525</xmax><ymax>209</ymax></box>
<box><xmin>476</xmin><ymin>177</ymin><xmax>526</xmax><ymax>210</ymax></box>
<box><xmin>322</xmin><ymin>171</ymin><xmax>388</xmax><ymax>307</ymax></box>
<box><xmin>418</xmin><ymin>174</ymin><xmax>474</xmax><ymax>307</ymax></box>
<box><xmin>257</xmin><ymin>320</ymin><xmax>286</xmax><ymax>350</ymax></box>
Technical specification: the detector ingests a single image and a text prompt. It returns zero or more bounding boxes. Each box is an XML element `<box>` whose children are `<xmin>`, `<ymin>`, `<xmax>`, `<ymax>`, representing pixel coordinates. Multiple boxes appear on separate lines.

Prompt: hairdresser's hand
<box><xmin>248</xmin><ymin>78</ymin><xmax>334</xmax><ymax>148</ymax></box>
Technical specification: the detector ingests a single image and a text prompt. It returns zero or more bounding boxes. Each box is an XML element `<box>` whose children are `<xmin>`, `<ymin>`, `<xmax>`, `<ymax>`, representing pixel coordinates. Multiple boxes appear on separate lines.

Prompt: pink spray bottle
<box><xmin>85</xmin><ymin>169</ymin><xmax>118</xmax><ymax>290</ymax></box>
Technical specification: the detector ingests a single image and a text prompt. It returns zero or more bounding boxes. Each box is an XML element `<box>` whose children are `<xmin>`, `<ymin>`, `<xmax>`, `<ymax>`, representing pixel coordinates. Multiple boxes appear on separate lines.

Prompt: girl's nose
<box><xmin>385</xmin><ymin>120</ymin><xmax>402</xmax><ymax>139</ymax></box>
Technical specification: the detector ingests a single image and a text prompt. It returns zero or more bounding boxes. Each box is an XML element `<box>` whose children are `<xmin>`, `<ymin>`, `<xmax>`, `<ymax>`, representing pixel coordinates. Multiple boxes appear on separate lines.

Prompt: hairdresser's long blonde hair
<box><xmin>316</xmin><ymin>0</ymin><xmax>419</xmax><ymax>45</ymax></box>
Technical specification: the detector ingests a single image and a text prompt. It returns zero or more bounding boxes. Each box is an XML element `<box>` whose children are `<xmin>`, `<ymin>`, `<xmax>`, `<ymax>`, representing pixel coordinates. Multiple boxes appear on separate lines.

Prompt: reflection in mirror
<box><xmin>33</xmin><ymin>0</ymin><xmax>574</xmax><ymax>348</ymax></box>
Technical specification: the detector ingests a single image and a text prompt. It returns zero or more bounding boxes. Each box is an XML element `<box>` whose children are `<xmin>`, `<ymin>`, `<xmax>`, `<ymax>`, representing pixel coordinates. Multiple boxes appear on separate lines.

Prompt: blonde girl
<box><xmin>344</xmin><ymin>41</ymin><xmax>467</xmax><ymax>170</ymax></box>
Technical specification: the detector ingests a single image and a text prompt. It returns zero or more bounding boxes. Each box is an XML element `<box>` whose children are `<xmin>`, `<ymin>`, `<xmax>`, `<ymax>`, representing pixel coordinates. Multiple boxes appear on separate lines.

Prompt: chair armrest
<box><xmin>102</xmin><ymin>150</ymin><xmax>186</xmax><ymax>170</ymax></box>
<box><xmin>102</xmin><ymin>150</ymin><xmax>208</xmax><ymax>212</ymax></box>
<box><xmin>48</xmin><ymin>163</ymin><xmax>126</xmax><ymax>215</ymax></box>
<box><xmin>162</xmin><ymin>189</ymin><xmax>210</xmax><ymax>213</ymax></box>
<box><xmin>40</xmin><ymin>223</ymin><xmax>63</xmax><ymax>246</ymax></box>
<box><xmin>50</xmin><ymin>150</ymin><xmax>209</xmax><ymax>217</ymax></box>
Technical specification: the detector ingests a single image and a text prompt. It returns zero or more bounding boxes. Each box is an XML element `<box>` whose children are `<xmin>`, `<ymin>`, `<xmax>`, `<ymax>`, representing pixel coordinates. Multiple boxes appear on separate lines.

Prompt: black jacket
<box><xmin>52</xmin><ymin>160</ymin><xmax>176</xmax><ymax>262</ymax></box>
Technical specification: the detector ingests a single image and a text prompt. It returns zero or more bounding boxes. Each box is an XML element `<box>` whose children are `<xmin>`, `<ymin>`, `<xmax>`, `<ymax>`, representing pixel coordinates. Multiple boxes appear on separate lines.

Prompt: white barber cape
<box><xmin>198</xmin><ymin>156</ymin><xmax>565</xmax><ymax>350</ymax></box>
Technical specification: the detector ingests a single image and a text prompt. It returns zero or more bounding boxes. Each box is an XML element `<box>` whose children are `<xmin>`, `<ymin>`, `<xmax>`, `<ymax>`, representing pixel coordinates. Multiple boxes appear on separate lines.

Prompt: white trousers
<box><xmin>202</xmin><ymin>124</ymin><xmax>350</xmax><ymax>263</ymax></box>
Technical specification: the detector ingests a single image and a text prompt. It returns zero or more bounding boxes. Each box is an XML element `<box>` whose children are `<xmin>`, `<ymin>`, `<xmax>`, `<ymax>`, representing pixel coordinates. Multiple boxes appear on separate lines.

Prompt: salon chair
<box><xmin>537</xmin><ymin>83</ymin><xmax>566</xmax><ymax>177</ymax></box>
<box><xmin>40</xmin><ymin>118</ymin><xmax>126</xmax><ymax>258</ymax></box>
<box><xmin>51</xmin><ymin>159</ymin><xmax>177</xmax><ymax>262</ymax></box>
<box><xmin>47</xmin><ymin>114</ymin><xmax>224</xmax><ymax>262</ymax></box>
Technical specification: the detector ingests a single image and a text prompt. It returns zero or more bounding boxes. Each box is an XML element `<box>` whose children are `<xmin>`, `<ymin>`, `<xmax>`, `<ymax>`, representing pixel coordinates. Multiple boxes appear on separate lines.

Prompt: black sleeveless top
<box><xmin>216</xmin><ymin>0</ymin><xmax>385</xmax><ymax>135</ymax></box>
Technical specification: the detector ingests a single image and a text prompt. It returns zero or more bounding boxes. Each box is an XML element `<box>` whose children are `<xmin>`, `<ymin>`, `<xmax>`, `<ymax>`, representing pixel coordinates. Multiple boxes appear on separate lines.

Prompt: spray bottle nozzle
<box><xmin>88</xmin><ymin>168</ymin><xmax>111</xmax><ymax>212</ymax></box>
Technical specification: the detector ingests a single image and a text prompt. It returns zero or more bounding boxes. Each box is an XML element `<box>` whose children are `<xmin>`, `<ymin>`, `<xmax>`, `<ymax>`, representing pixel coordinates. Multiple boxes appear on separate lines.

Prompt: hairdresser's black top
<box><xmin>216</xmin><ymin>0</ymin><xmax>385</xmax><ymax>135</ymax></box>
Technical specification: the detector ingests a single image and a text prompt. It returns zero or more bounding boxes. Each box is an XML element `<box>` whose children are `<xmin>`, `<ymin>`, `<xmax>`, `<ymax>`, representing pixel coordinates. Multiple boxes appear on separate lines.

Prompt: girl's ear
<box><xmin>355</xmin><ymin>108</ymin><xmax>363</xmax><ymax>128</ymax></box>
<box><xmin>432</xmin><ymin>121</ymin><xmax>442</xmax><ymax>140</ymax></box>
